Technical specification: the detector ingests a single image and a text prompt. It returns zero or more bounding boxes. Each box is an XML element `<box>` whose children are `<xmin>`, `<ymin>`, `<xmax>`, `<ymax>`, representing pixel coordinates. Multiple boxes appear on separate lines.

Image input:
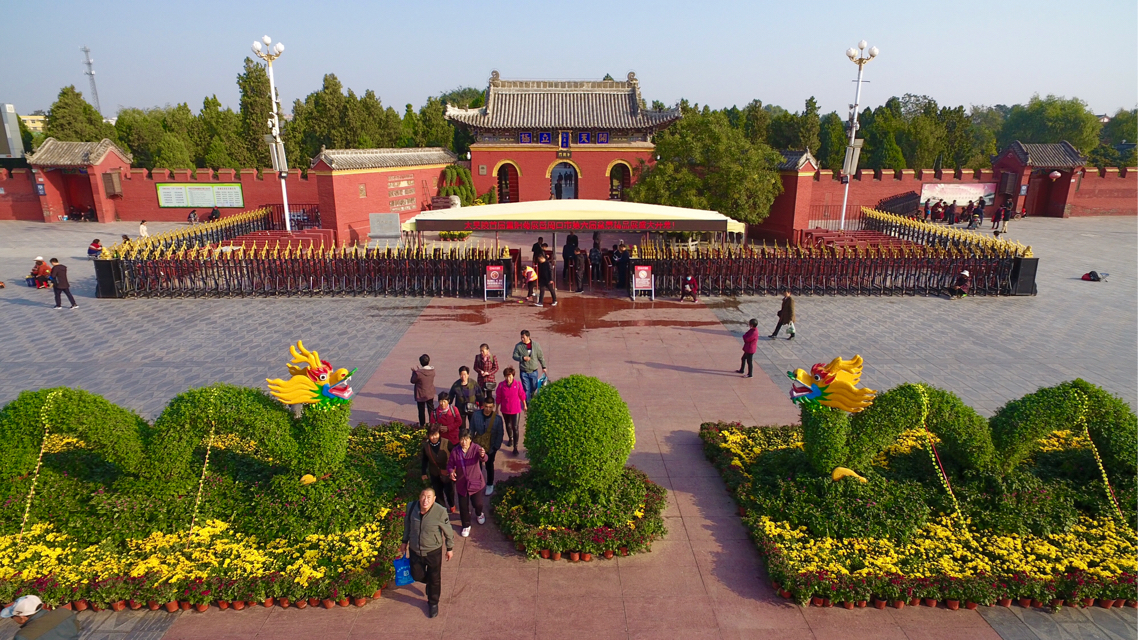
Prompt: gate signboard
<box><xmin>631</xmin><ymin>264</ymin><xmax>654</xmax><ymax>300</ymax></box>
<box><xmin>485</xmin><ymin>264</ymin><xmax>505</xmax><ymax>301</ymax></box>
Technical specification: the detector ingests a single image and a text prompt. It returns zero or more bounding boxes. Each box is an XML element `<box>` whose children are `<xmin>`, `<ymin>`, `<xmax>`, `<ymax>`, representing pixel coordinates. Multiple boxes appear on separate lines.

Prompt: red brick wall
<box><xmin>0</xmin><ymin>169</ymin><xmax>43</xmax><ymax>221</ymax></box>
<box><xmin>469</xmin><ymin>146</ymin><xmax>654</xmax><ymax>202</ymax></box>
<box><xmin>114</xmin><ymin>168</ymin><xmax>319</xmax><ymax>222</ymax></box>
<box><xmin>1066</xmin><ymin>168</ymin><xmax>1137</xmax><ymax>216</ymax></box>
<box><xmin>312</xmin><ymin>163</ymin><xmax>446</xmax><ymax>243</ymax></box>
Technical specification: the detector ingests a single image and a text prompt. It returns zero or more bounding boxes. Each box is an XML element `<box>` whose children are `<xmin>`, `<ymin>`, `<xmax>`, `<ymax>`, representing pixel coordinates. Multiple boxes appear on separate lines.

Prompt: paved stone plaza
<box><xmin>0</xmin><ymin>216</ymin><xmax>1135</xmax><ymax>640</ymax></box>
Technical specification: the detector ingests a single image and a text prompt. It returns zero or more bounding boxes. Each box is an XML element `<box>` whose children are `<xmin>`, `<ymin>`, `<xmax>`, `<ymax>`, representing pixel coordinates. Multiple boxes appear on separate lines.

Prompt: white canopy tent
<box><xmin>401</xmin><ymin>199</ymin><xmax>746</xmax><ymax>235</ymax></box>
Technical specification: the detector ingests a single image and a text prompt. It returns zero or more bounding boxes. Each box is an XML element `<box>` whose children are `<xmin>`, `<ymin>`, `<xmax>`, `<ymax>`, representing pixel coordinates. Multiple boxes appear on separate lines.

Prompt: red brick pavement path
<box><xmin>163</xmin><ymin>295</ymin><xmax>1002</xmax><ymax>640</ymax></box>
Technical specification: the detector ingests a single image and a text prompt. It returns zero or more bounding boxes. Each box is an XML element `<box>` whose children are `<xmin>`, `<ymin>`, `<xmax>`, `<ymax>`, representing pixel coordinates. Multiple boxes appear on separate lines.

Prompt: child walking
<box><xmin>738</xmin><ymin>318</ymin><xmax>759</xmax><ymax>378</ymax></box>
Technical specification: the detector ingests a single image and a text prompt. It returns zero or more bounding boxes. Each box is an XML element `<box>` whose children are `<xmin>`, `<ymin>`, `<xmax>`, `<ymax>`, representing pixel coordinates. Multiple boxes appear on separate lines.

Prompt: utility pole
<box><xmin>80</xmin><ymin>46</ymin><xmax>102</xmax><ymax>116</ymax></box>
<box><xmin>838</xmin><ymin>40</ymin><xmax>878</xmax><ymax>231</ymax></box>
<box><xmin>251</xmin><ymin>35</ymin><xmax>291</xmax><ymax>232</ymax></box>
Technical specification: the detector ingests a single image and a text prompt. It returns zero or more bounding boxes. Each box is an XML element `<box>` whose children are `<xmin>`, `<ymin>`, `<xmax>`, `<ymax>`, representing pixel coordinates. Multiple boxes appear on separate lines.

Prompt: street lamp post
<box><xmin>251</xmin><ymin>35</ymin><xmax>291</xmax><ymax>232</ymax></box>
<box><xmin>838</xmin><ymin>40</ymin><xmax>878</xmax><ymax>231</ymax></box>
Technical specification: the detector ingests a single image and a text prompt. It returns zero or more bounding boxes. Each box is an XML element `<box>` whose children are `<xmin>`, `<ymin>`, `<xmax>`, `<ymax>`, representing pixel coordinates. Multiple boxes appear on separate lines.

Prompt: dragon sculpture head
<box><xmin>787</xmin><ymin>355</ymin><xmax>876</xmax><ymax>413</ymax></box>
<box><xmin>267</xmin><ymin>341</ymin><xmax>356</xmax><ymax>407</ymax></box>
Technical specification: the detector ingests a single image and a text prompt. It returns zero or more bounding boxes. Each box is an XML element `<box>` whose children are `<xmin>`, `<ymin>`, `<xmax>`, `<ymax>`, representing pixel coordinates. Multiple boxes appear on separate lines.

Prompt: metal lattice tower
<box><xmin>80</xmin><ymin>46</ymin><xmax>102</xmax><ymax>115</ymax></box>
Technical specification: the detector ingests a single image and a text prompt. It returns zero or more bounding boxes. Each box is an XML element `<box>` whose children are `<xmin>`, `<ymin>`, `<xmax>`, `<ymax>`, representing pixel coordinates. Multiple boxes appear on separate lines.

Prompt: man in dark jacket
<box><xmin>1</xmin><ymin>595</ymin><xmax>80</xmax><ymax>640</ymax></box>
<box><xmin>448</xmin><ymin>366</ymin><xmax>484</xmax><ymax>431</ymax></box>
<box><xmin>48</xmin><ymin>259</ymin><xmax>77</xmax><ymax>310</ymax></box>
<box><xmin>770</xmin><ymin>290</ymin><xmax>796</xmax><ymax>340</ymax></box>
<box><xmin>948</xmin><ymin>270</ymin><xmax>971</xmax><ymax>299</ymax></box>
<box><xmin>574</xmin><ymin>248</ymin><xmax>588</xmax><ymax>292</ymax></box>
<box><xmin>400</xmin><ymin>487</ymin><xmax>455</xmax><ymax>618</ymax></box>
<box><xmin>534</xmin><ymin>254</ymin><xmax>557</xmax><ymax>307</ymax></box>
<box><xmin>420</xmin><ymin>425</ymin><xmax>455</xmax><ymax>512</ymax></box>
<box><xmin>410</xmin><ymin>354</ymin><xmax>436</xmax><ymax>428</ymax></box>
<box><xmin>470</xmin><ymin>398</ymin><xmax>505</xmax><ymax>495</ymax></box>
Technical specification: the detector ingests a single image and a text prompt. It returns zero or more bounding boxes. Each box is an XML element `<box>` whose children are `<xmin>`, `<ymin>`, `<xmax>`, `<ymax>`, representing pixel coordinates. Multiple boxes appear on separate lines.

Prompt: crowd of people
<box><xmin>918</xmin><ymin>198</ymin><xmax>1021</xmax><ymax>236</ymax></box>
<box><xmin>519</xmin><ymin>232</ymin><xmax>634</xmax><ymax>305</ymax></box>
<box><xmin>403</xmin><ymin>329</ymin><xmax>550</xmax><ymax>617</ymax></box>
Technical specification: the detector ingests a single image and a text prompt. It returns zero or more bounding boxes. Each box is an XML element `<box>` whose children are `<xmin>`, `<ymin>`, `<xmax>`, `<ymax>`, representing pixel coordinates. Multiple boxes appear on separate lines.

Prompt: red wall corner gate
<box><xmin>485</xmin><ymin>264</ymin><xmax>506</xmax><ymax>301</ymax></box>
<box><xmin>631</xmin><ymin>264</ymin><xmax>654</xmax><ymax>301</ymax></box>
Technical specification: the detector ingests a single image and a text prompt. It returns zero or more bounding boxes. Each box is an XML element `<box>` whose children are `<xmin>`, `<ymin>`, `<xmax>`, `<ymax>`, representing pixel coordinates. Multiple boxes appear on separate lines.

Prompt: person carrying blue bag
<box><xmin>400</xmin><ymin>487</ymin><xmax>455</xmax><ymax>618</ymax></box>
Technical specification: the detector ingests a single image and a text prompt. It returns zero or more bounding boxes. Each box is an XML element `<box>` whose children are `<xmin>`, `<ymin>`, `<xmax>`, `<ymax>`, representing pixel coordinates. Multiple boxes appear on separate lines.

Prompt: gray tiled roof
<box><xmin>27</xmin><ymin>138</ymin><xmax>132</xmax><ymax>167</ymax></box>
<box><xmin>777</xmin><ymin>149</ymin><xmax>818</xmax><ymax>171</ymax></box>
<box><xmin>1009</xmin><ymin>141</ymin><xmax>1085</xmax><ymax>168</ymax></box>
<box><xmin>311</xmin><ymin>147</ymin><xmax>457</xmax><ymax>171</ymax></box>
<box><xmin>445</xmin><ymin>71</ymin><xmax>681</xmax><ymax>131</ymax></box>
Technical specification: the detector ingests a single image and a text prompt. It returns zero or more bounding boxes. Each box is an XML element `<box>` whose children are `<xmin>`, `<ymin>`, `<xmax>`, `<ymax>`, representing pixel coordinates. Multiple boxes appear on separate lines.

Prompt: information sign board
<box><xmin>631</xmin><ymin>264</ymin><xmax>654</xmax><ymax>300</ymax></box>
<box><xmin>156</xmin><ymin>183</ymin><xmax>244</xmax><ymax>208</ymax></box>
<box><xmin>484</xmin><ymin>264</ymin><xmax>506</xmax><ymax>301</ymax></box>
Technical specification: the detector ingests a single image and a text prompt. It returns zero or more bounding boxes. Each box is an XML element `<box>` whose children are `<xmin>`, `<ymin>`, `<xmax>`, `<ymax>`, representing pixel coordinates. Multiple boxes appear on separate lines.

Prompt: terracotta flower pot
<box><xmin>178</xmin><ymin>601</ymin><xmax>191</xmax><ymax>611</ymax></box>
<box><xmin>1082</xmin><ymin>597</ymin><xmax>1094</xmax><ymax>608</ymax></box>
<box><xmin>146</xmin><ymin>601</ymin><xmax>159</xmax><ymax>611</ymax></box>
<box><xmin>811</xmin><ymin>597</ymin><xmax>823</xmax><ymax>607</ymax></box>
<box><xmin>738</xmin><ymin>506</ymin><xmax>746</xmax><ymax>517</ymax></box>
<box><xmin>604</xmin><ymin>550</ymin><xmax>614</xmax><ymax>559</ymax></box>
<box><xmin>1098</xmin><ymin>599</ymin><xmax>1115</xmax><ymax>609</ymax></box>
<box><xmin>73</xmin><ymin>600</ymin><xmax>88</xmax><ymax>612</ymax></box>
<box><xmin>619</xmin><ymin>547</ymin><xmax>628</xmax><ymax>556</ymax></box>
<box><xmin>129</xmin><ymin>600</ymin><xmax>143</xmax><ymax>610</ymax></box>
<box><xmin>1031</xmin><ymin>599</ymin><xmax>1042</xmax><ymax>608</ymax></box>
<box><xmin>909</xmin><ymin>597</ymin><xmax>920</xmax><ymax>607</ymax></box>
<box><xmin>233</xmin><ymin>601</ymin><xmax>246</xmax><ymax>611</ymax></box>
<box><xmin>1049</xmin><ymin>599</ymin><xmax>1063</xmax><ymax>609</ymax></box>
<box><xmin>998</xmin><ymin>598</ymin><xmax>1012</xmax><ymax>607</ymax></box>
<box><xmin>1126</xmin><ymin>600</ymin><xmax>1137</xmax><ymax>608</ymax></box>
<box><xmin>217</xmin><ymin>600</ymin><xmax>229</xmax><ymax>610</ymax></box>
<box><xmin>540</xmin><ymin>549</ymin><xmax>551</xmax><ymax>559</ymax></box>
<box><xmin>61</xmin><ymin>603</ymin><xmax>72</xmax><ymax>610</ymax></box>
<box><xmin>946</xmin><ymin>600</ymin><xmax>960</xmax><ymax>611</ymax></box>
<box><xmin>337</xmin><ymin>598</ymin><xmax>349</xmax><ymax>607</ymax></box>
<box><xmin>353</xmin><ymin>597</ymin><xmax>368</xmax><ymax>606</ymax></box>
<box><xmin>779</xmin><ymin>589</ymin><xmax>792</xmax><ymax>599</ymax></box>
<box><xmin>873</xmin><ymin>598</ymin><xmax>887</xmax><ymax>610</ymax></box>
<box><xmin>294</xmin><ymin>599</ymin><xmax>307</xmax><ymax>609</ymax></box>
<box><xmin>279</xmin><ymin>598</ymin><xmax>290</xmax><ymax>608</ymax></box>
<box><xmin>582</xmin><ymin>552</ymin><xmax>593</xmax><ymax>562</ymax></box>
<box><xmin>194</xmin><ymin>603</ymin><xmax>208</xmax><ymax>612</ymax></box>
<box><xmin>856</xmin><ymin>600</ymin><xmax>867</xmax><ymax>608</ymax></box>
<box><xmin>164</xmin><ymin>601</ymin><xmax>179</xmax><ymax>612</ymax></box>
<box><xmin>516</xmin><ymin>544</ymin><xmax>526</xmax><ymax>552</ymax></box>
<box><xmin>965</xmin><ymin>601</ymin><xmax>978</xmax><ymax>610</ymax></box>
<box><xmin>1017</xmin><ymin>598</ymin><xmax>1032</xmax><ymax>608</ymax></box>
<box><xmin>91</xmin><ymin>603</ymin><xmax>105</xmax><ymax>612</ymax></box>
<box><xmin>372</xmin><ymin>590</ymin><xmax>382</xmax><ymax>599</ymax></box>
<box><xmin>892</xmin><ymin>600</ymin><xmax>905</xmax><ymax>609</ymax></box>
<box><xmin>309</xmin><ymin>598</ymin><xmax>320</xmax><ymax>607</ymax></box>
<box><xmin>771</xmin><ymin>581</ymin><xmax>781</xmax><ymax>591</ymax></box>
<box><xmin>551</xmin><ymin>551</ymin><xmax>562</xmax><ymax>561</ymax></box>
<box><xmin>262</xmin><ymin>598</ymin><xmax>274</xmax><ymax>608</ymax></box>
<box><xmin>322</xmin><ymin>599</ymin><xmax>335</xmax><ymax>609</ymax></box>
<box><xmin>842</xmin><ymin>601</ymin><xmax>854</xmax><ymax>610</ymax></box>
<box><xmin>569</xmin><ymin>551</ymin><xmax>580</xmax><ymax>562</ymax></box>
<box><xmin>923</xmin><ymin>598</ymin><xmax>938</xmax><ymax>608</ymax></box>
<box><xmin>110</xmin><ymin>600</ymin><xmax>126</xmax><ymax>612</ymax></box>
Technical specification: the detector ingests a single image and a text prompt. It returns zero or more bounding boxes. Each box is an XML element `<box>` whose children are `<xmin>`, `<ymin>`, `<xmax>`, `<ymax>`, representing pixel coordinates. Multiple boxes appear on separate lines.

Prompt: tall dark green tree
<box><xmin>817</xmin><ymin>112</ymin><xmax>846</xmax><ymax>170</ymax></box>
<box><xmin>397</xmin><ymin>104</ymin><xmax>420</xmax><ymax>147</ymax></box>
<box><xmin>237</xmin><ymin>58</ymin><xmax>273</xmax><ymax>168</ymax></box>
<box><xmin>628</xmin><ymin>102</ymin><xmax>783</xmax><ymax>224</ymax></box>
<box><xmin>897</xmin><ymin>95</ymin><xmax>944</xmax><ymax>170</ymax></box>
<box><xmin>114</xmin><ymin>108</ymin><xmax>166</xmax><ymax>168</ymax></box>
<box><xmin>1100</xmin><ymin>108</ymin><xmax>1137</xmax><ymax>146</ymax></box>
<box><xmin>998</xmin><ymin>95</ymin><xmax>1101</xmax><ymax>153</ymax></box>
<box><xmin>740</xmin><ymin>100</ymin><xmax>770</xmax><ymax>147</ymax></box>
<box><xmin>939</xmin><ymin>105</ymin><xmax>973</xmax><ymax>170</ymax></box>
<box><xmin>417</xmin><ymin>97</ymin><xmax>454</xmax><ymax>149</ymax></box>
<box><xmin>152</xmin><ymin>132</ymin><xmax>194</xmax><ymax>170</ymax></box>
<box><xmin>862</xmin><ymin>99</ymin><xmax>906</xmax><ymax>170</ymax></box>
<box><xmin>44</xmin><ymin>86</ymin><xmax>117</xmax><ymax>143</ymax></box>
<box><xmin>794</xmin><ymin>97</ymin><xmax>821</xmax><ymax>152</ymax></box>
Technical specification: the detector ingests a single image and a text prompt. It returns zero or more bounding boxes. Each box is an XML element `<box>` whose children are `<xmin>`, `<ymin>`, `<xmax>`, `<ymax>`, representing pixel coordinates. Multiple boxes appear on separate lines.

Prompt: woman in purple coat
<box><xmin>447</xmin><ymin>428</ymin><xmax>488</xmax><ymax>538</ymax></box>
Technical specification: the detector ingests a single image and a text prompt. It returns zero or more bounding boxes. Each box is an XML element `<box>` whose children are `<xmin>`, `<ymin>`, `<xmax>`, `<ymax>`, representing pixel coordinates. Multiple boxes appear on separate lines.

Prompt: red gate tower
<box><xmin>446</xmin><ymin>71</ymin><xmax>681</xmax><ymax>204</ymax></box>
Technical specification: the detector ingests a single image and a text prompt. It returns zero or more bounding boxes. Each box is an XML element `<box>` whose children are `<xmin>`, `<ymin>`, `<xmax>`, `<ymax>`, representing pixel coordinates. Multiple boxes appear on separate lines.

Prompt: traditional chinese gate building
<box><xmin>445</xmin><ymin>71</ymin><xmax>681</xmax><ymax>204</ymax></box>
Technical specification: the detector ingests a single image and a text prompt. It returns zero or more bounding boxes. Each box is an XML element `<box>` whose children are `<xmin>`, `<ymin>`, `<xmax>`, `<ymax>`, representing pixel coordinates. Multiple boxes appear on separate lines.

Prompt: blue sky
<box><xmin>2</xmin><ymin>0</ymin><xmax>1135</xmax><ymax>118</ymax></box>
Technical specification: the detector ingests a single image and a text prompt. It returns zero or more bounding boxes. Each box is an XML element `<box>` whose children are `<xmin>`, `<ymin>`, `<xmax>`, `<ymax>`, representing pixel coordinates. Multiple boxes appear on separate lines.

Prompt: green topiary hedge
<box><xmin>1069</xmin><ymin>379</ymin><xmax>1137</xmax><ymax>482</ymax></box>
<box><xmin>524</xmin><ymin>375</ymin><xmax>635</xmax><ymax>496</ymax></box>
<box><xmin>843</xmin><ymin>384</ymin><xmax>915</xmax><ymax>471</ymax></box>
<box><xmin>800</xmin><ymin>403</ymin><xmax>849</xmax><ymax>475</ymax></box>
<box><xmin>990</xmin><ymin>383</ymin><xmax>1086</xmax><ymax>472</ymax></box>
<box><xmin>921</xmin><ymin>386</ymin><xmax>996</xmax><ymax>473</ymax></box>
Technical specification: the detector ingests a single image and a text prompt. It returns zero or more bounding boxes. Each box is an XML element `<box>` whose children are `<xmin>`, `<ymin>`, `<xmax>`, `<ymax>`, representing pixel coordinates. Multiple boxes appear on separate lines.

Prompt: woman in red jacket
<box><xmin>737</xmin><ymin>318</ymin><xmax>759</xmax><ymax>378</ymax></box>
<box><xmin>494</xmin><ymin>367</ymin><xmax>527</xmax><ymax>455</ymax></box>
<box><xmin>431</xmin><ymin>393</ymin><xmax>463</xmax><ymax>445</ymax></box>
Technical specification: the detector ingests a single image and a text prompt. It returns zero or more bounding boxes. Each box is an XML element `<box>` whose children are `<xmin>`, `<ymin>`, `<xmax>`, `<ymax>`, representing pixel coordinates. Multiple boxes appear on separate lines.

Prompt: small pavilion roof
<box><xmin>1007</xmin><ymin>141</ymin><xmax>1085</xmax><ymax>168</ymax></box>
<box><xmin>445</xmin><ymin>71</ymin><xmax>681</xmax><ymax>131</ymax></box>
<box><xmin>311</xmin><ymin>147</ymin><xmax>456</xmax><ymax>171</ymax></box>
<box><xmin>27</xmin><ymin>138</ymin><xmax>132</xmax><ymax>167</ymax></box>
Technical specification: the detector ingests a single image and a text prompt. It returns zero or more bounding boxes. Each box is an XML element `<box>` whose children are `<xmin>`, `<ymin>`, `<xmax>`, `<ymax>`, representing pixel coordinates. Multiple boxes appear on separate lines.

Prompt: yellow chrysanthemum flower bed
<box><xmin>700</xmin><ymin>421</ymin><xmax>1138</xmax><ymax>607</ymax></box>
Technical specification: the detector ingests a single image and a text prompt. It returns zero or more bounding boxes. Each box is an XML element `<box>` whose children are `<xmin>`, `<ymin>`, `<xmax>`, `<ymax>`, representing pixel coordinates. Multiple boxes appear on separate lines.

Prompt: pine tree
<box><xmin>44</xmin><ymin>86</ymin><xmax>117</xmax><ymax>143</ymax></box>
<box><xmin>237</xmin><ymin>58</ymin><xmax>273</xmax><ymax>168</ymax></box>
<box><xmin>153</xmin><ymin>132</ymin><xmax>194</xmax><ymax>170</ymax></box>
<box><xmin>203</xmin><ymin>136</ymin><xmax>235</xmax><ymax>169</ymax></box>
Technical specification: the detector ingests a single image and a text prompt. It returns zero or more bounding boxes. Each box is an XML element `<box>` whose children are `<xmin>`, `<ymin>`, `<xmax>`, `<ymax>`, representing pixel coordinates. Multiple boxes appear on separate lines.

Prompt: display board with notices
<box><xmin>156</xmin><ymin>183</ymin><xmax>245</xmax><ymax>208</ymax></box>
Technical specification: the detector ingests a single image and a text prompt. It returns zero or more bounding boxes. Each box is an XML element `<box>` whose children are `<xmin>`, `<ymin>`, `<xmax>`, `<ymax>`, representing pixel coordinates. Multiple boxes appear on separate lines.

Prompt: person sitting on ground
<box><xmin>1</xmin><ymin>595</ymin><xmax>79</xmax><ymax>640</ymax></box>
<box><xmin>948</xmin><ymin>270</ymin><xmax>971</xmax><ymax>299</ymax></box>
<box><xmin>187</xmin><ymin>209</ymin><xmax>198</xmax><ymax>224</ymax></box>
<box><xmin>208</xmin><ymin>206</ymin><xmax>221</xmax><ymax>221</ymax></box>
<box><xmin>85</xmin><ymin>205</ymin><xmax>97</xmax><ymax>222</ymax></box>
<box><xmin>679</xmin><ymin>274</ymin><xmax>699</xmax><ymax>302</ymax></box>
<box><xmin>87</xmin><ymin>239</ymin><xmax>103</xmax><ymax>259</ymax></box>
<box><xmin>30</xmin><ymin>257</ymin><xmax>51</xmax><ymax>289</ymax></box>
